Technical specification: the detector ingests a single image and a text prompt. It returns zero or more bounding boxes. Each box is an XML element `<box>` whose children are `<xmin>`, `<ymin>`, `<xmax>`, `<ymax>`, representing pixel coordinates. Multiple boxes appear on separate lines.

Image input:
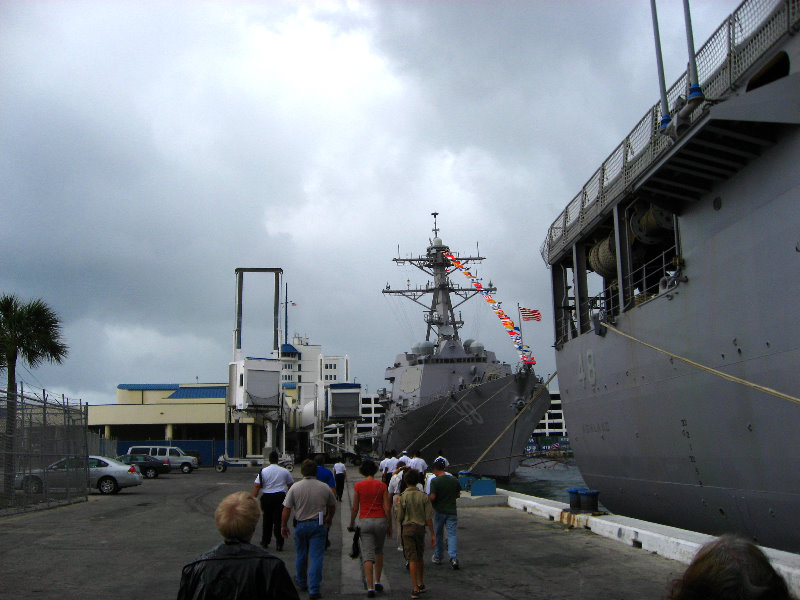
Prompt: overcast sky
<box><xmin>1</xmin><ymin>0</ymin><xmax>741</xmax><ymax>404</ymax></box>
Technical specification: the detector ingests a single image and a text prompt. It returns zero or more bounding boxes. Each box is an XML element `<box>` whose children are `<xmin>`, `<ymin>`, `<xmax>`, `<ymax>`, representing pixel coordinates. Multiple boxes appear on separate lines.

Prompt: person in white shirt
<box><xmin>385</xmin><ymin>451</ymin><xmax>400</xmax><ymax>484</ymax></box>
<box><xmin>379</xmin><ymin>451</ymin><xmax>391</xmax><ymax>485</ymax></box>
<box><xmin>434</xmin><ymin>450</ymin><xmax>450</xmax><ymax>468</ymax></box>
<box><xmin>423</xmin><ymin>471</ymin><xmax>436</xmax><ymax>494</ymax></box>
<box><xmin>397</xmin><ymin>451</ymin><xmax>411</xmax><ymax>467</ymax></box>
<box><xmin>387</xmin><ymin>465</ymin><xmax>410</xmax><ymax>550</ymax></box>
<box><xmin>409</xmin><ymin>450</ymin><xmax>428</xmax><ymax>474</ymax></box>
<box><xmin>332</xmin><ymin>458</ymin><xmax>347</xmax><ymax>502</ymax></box>
<box><xmin>252</xmin><ymin>451</ymin><xmax>295</xmax><ymax>551</ymax></box>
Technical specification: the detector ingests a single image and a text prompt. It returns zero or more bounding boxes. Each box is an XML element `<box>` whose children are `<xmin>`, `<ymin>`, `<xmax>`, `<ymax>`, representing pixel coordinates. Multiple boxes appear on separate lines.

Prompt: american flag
<box><xmin>551</xmin><ymin>442</ymin><xmax>560</xmax><ymax>450</ymax></box>
<box><xmin>519</xmin><ymin>307</ymin><xmax>542</xmax><ymax>321</ymax></box>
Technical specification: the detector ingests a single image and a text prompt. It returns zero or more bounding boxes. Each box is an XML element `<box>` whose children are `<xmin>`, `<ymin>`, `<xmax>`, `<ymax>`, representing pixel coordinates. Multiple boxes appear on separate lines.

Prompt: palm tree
<box><xmin>1</xmin><ymin>294</ymin><xmax>69</xmax><ymax>505</ymax></box>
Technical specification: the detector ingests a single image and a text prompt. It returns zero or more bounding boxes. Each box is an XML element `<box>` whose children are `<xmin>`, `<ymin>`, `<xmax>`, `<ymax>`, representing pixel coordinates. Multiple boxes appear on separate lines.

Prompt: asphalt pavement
<box><xmin>0</xmin><ymin>465</ymin><xmax>683</xmax><ymax>599</ymax></box>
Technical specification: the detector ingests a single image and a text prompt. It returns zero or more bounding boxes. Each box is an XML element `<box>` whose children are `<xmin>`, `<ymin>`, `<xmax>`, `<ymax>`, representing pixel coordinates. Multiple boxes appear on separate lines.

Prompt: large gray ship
<box><xmin>540</xmin><ymin>0</ymin><xmax>800</xmax><ymax>552</ymax></box>
<box><xmin>378</xmin><ymin>217</ymin><xmax>549</xmax><ymax>478</ymax></box>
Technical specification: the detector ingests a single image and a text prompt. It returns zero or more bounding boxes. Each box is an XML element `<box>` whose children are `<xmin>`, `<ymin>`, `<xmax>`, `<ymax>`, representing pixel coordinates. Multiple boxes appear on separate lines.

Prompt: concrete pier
<box><xmin>496</xmin><ymin>488</ymin><xmax>800</xmax><ymax>595</ymax></box>
<box><xmin>0</xmin><ymin>465</ymin><xmax>797</xmax><ymax>599</ymax></box>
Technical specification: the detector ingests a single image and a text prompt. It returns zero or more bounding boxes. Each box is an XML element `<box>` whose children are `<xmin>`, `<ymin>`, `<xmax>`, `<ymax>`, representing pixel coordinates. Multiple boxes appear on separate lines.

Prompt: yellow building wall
<box><xmin>88</xmin><ymin>403</ymin><xmax>229</xmax><ymax>426</ymax></box>
<box><xmin>116</xmin><ymin>388</ymin><xmax>221</xmax><ymax>405</ymax></box>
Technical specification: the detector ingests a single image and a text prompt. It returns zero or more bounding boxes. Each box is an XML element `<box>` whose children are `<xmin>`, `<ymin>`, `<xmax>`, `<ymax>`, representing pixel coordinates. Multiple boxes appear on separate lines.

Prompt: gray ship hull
<box><xmin>542</xmin><ymin>0</ymin><xmax>800</xmax><ymax>553</ymax></box>
<box><xmin>382</xmin><ymin>371</ymin><xmax>548</xmax><ymax>478</ymax></box>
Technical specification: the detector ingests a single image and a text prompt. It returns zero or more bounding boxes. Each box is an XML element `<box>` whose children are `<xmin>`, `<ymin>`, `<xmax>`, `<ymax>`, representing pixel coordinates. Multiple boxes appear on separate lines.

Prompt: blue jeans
<box><xmin>294</xmin><ymin>521</ymin><xmax>328</xmax><ymax>593</ymax></box>
<box><xmin>433</xmin><ymin>511</ymin><xmax>458</xmax><ymax>560</ymax></box>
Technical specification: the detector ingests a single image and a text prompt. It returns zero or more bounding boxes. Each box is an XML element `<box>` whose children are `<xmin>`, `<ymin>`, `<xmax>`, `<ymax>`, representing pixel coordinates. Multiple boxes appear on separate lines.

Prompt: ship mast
<box><xmin>382</xmin><ymin>213</ymin><xmax>495</xmax><ymax>343</ymax></box>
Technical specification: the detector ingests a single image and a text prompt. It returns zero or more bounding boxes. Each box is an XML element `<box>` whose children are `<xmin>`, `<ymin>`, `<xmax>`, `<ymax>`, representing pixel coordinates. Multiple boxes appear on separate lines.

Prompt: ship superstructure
<box><xmin>378</xmin><ymin>216</ymin><xmax>549</xmax><ymax>478</ymax></box>
<box><xmin>540</xmin><ymin>0</ymin><xmax>800</xmax><ymax>552</ymax></box>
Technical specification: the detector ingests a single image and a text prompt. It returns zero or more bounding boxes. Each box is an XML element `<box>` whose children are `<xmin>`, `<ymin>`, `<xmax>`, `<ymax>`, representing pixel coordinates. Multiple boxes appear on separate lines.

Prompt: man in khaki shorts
<box><xmin>395</xmin><ymin>469</ymin><xmax>435</xmax><ymax>599</ymax></box>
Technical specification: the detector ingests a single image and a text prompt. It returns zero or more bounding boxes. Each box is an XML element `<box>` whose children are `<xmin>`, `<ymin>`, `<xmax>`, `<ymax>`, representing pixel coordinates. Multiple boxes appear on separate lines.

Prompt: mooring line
<box><xmin>419</xmin><ymin>378</ymin><xmax>517</xmax><ymax>452</ymax></box>
<box><xmin>402</xmin><ymin>389</ymin><xmax>460</xmax><ymax>451</ymax></box>
<box><xmin>467</xmin><ymin>371</ymin><xmax>557</xmax><ymax>472</ymax></box>
<box><xmin>600</xmin><ymin>321</ymin><xmax>800</xmax><ymax>407</ymax></box>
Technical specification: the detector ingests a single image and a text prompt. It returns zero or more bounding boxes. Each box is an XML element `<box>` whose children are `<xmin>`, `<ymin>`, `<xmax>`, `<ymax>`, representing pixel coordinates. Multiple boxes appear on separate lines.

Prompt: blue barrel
<box><xmin>578</xmin><ymin>489</ymin><xmax>600</xmax><ymax>512</ymax></box>
<box><xmin>567</xmin><ymin>487</ymin><xmax>587</xmax><ymax>512</ymax></box>
<box><xmin>471</xmin><ymin>478</ymin><xmax>497</xmax><ymax>496</ymax></box>
<box><xmin>458</xmin><ymin>471</ymin><xmax>476</xmax><ymax>491</ymax></box>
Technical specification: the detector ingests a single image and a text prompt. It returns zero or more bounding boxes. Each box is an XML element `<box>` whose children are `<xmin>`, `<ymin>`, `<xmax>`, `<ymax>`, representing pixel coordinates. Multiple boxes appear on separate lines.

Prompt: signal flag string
<box><xmin>468</xmin><ymin>371</ymin><xmax>558</xmax><ymax>473</ymax></box>
<box><xmin>442</xmin><ymin>250</ymin><xmax>536</xmax><ymax>364</ymax></box>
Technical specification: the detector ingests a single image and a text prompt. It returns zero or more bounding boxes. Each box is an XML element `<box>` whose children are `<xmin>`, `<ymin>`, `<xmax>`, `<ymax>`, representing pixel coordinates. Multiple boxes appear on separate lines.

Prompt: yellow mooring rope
<box><xmin>418</xmin><ymin>378</ymin><xmax>516</xmax><ymax>453</ymax></box>
<box><xmin>467</xmin><ymin>371</ymin><xmax>558</xmax><ymax>473</ymax></box>
<box><xmin>600</xmin><ymin>321</ymin><xmax>800</xmax><ymax>407</ymax></box>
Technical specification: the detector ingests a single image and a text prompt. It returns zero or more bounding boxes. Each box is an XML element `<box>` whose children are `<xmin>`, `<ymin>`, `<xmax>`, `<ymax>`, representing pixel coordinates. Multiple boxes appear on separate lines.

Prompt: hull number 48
<box><xmin>577</xmin><ymin>350</ymin><xmax>596</xmax><ymax>387</ymax></box>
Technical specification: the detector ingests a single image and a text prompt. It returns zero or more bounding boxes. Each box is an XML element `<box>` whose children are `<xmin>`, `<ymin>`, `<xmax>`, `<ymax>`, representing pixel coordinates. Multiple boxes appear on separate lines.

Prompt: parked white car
<box><xmin>15</xmin><ymin>455</ymin><xmax>143</xmax><ymax>495</ymax></box>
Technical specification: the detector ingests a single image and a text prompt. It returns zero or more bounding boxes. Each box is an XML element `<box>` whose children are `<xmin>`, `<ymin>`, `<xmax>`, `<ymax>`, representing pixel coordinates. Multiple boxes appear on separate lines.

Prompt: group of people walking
<box><xmin>176</xmin><ymin>449</ymin><xmax>460</xmax><ymax>600</ymax></box>
<box><xmin>177</xmin><ymin>450</ymin><xmax>796</xmax><ymax>600</ymax></box>
<box><xmin>347</xmin><ymin>450</ymin><xmax>462</xmax><ymax>598</ymax></box>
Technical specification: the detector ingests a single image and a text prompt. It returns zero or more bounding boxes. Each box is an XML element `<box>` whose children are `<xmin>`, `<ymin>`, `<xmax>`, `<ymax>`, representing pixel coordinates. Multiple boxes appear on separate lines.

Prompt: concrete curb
<box><xmin>495</xmin><ymin>488</ymin><xmax>800</xmax><ymax>596</ymax></box>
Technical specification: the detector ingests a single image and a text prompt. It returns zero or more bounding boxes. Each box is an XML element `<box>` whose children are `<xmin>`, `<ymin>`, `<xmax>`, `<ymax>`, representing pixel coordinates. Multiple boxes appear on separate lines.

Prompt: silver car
<box><xmin>15</xmin><ymin>455</ymin><xmax>143</xmax><ymax>495</ymax></box>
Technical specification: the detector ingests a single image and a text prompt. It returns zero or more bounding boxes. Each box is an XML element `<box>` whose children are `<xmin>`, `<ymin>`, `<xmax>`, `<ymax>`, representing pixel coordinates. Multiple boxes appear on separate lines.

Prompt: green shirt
<box><xmin>429</xmin><ymin>474</ymin><xmax>461</xmax><ymax>515</ymax></box>
<box><xmin>397</xmin><ymin>487</ymin><xmax>433</xmax><ymax>526</ymax></box>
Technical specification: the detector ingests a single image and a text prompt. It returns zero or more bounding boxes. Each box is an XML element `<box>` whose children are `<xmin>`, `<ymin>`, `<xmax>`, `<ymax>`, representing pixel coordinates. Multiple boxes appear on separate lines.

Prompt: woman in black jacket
<box><xmin>177</xmin><ymin>491</ymin><xmax>299</xmax><ymax>600</ymax></box>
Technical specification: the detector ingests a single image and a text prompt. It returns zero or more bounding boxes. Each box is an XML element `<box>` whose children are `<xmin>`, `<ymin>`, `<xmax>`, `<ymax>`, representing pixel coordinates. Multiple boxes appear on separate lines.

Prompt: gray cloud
<box><xmin>1</xmin><ymin>0</ymin><xmax>740</xmax><ymax>404</ymax></box>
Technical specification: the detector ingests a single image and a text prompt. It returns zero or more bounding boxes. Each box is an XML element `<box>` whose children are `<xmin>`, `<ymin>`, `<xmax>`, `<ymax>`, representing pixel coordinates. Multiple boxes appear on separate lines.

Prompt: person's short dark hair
<box><xmin>385</xmin><ymin>451</ymin><xmax>392</xmax><ymax>458</ymax></box>
<box><xmin>268</xmin><ymin>450</ymin><xmax>279</xmax><ymax>463</ymax></box>
<box><xmin>667</xmin><ymin>534</ymin><xmax>792</xmax><ymax>600</ymax></box>
<box><xmin>314</xmin><ymin>454</ymin><xmax>325</xmax><ymax>466</ymax></box>
<box><xmin>403</xmin><ymin>469</ymin><xmax>421</xmax><ymax>488</ymax></box>
<box><xmin>432</xmin><ymin>459</ymin><xmax>447</xmax><ymax>471</ymax></box>
<box><xmin>359</xmin><ymin>460</ymin><xmax>378</xmax><ymax>477</ymax></box>
<box><xmin>300</xmin><ymin>459</ymin><xmax>317</xmax><ymax>477</ymax></box>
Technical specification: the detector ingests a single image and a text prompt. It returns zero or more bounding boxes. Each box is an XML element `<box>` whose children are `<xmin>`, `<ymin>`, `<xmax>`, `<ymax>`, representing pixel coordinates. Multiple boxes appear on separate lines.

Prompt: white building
<box><xmin>322</xmin><ymin>393</ymin><xmax>385</xmax><ymax>453</ymax></box>
<box><xmin>275</xmin><ymin>335</ymin><xmax>355</xmax><ymax>455</ymax></box>
<box><xmin>532</xmin><ymin>392</ymin><xmax>567</xmax><ymax>438</ymax></box>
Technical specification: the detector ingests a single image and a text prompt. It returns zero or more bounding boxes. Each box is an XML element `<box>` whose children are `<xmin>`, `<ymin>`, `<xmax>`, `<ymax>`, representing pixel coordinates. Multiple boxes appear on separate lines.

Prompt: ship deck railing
<box><xmin>541</xmin><ymin>0</ymin><xmax>800</xmax><ymax>266</ymax></box>
<box><xmin>555</xmin><ymin>245</ymin><xmax>680</xmax><ymax>346</ymax></box>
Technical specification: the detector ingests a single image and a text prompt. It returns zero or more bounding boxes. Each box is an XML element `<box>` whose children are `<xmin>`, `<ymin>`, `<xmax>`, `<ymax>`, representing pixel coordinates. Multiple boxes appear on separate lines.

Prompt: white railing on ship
<box><xmin>541</xmin><ymin>0</ymin><xmax>800</xmax><ymax>265</ymax></box>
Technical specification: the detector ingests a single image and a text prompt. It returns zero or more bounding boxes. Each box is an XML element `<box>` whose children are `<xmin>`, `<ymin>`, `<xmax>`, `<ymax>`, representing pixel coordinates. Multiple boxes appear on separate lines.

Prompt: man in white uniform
<box><xmin>409</xmin><ymin>449</ymin><xmax>428</xmax><ymax>474</ymax></box>
<box><xmin>252</xmin><ymin>451</ymin><xmax>294</xmax><ymax>551</ymax></box>
<box><xmin>397</xmin><ymin>450</ymin><xmax>411</xmax><ymax>467</ymax></box>
<box><xmin>332</xmin><ymin>457</ymin><xmax>347</xmax><ymax>501</ymax></box>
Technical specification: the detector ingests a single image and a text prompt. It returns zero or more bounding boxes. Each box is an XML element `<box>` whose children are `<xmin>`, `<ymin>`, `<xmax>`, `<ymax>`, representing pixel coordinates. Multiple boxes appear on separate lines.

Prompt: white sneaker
<box><xmin>432</xmin><ymin>556</ymin><xmax>442</xmax><ymax>565</ymax></box>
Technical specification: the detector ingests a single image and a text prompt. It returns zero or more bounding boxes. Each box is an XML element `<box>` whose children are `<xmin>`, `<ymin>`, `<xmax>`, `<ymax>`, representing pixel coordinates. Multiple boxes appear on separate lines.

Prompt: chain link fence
<box><xmin>1</xmin><ymin>385</ymin><xmax>116</xmax><ymax>514</ymax></box>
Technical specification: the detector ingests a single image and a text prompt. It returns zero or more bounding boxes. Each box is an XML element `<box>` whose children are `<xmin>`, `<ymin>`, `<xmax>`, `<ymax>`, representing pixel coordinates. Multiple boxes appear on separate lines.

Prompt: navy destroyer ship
<box><xmin>378</xmin><ymin>217</ymin><xmax>549</xmax><ymax>478</ymax></box>
<box><xmin>541</xmin><ymin>0</ymin><xmax>800</xmax><ymax>552</ymax></box>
